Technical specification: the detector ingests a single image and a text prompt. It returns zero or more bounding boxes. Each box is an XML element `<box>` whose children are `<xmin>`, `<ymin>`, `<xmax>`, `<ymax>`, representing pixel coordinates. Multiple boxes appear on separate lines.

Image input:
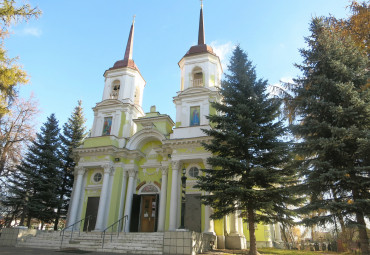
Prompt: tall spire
<box><xmin>198</xmin><ymin>0</ymin><xmax>205</xmax><ymax>45</ymax></box>
<box><xmin>124</xmin><ymin>15</ymin><xmax>135</xmax><ymax>60</ymax></box>
<box><xmin>107</xmin><ymin>16</ymin><xmax>140</xmax><ymax>73</ymax></box>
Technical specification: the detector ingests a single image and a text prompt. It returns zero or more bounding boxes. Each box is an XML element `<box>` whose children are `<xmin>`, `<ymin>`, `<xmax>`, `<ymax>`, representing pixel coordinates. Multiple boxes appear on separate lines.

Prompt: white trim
<box><xmin>126</xmin><ymin>128</ymin><xmax>165</xmax><ymax>150</ymax></box>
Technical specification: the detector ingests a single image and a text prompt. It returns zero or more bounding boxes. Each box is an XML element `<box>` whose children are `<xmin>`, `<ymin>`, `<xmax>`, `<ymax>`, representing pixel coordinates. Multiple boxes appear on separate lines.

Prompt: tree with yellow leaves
<box><xmin>0</xmin><ymin>0</ymin><xmax>41</xmax><ymax>117</ymax></box>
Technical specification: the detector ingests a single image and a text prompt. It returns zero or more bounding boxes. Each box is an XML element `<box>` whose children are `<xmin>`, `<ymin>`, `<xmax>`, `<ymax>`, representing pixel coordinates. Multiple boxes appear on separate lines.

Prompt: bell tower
<box><xmin>171</xmin><ymin>3</ymin><xmax>222</xmax><ymax>139</ymax></box>
<box><xmin>90</xmin><ymin>17</ymin><xmax>146</xmax><ymax>139</ymax></box>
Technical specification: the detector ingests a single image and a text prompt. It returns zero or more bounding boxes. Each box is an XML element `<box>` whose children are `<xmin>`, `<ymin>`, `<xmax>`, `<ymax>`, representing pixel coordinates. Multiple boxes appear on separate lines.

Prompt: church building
<box><xmin>67</xmin><ymin>3</ymin><xmax>282</xmax><ymax>249</ymax></box>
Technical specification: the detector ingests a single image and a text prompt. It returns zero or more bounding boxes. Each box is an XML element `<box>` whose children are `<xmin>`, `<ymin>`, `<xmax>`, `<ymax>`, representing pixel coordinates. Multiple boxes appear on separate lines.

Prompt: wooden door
<box><xmin>83</xmin><ymin>197</ymin><xmax>99</xmax><ymax>231</ymax></box>
<box><xmin>139</xmin><ymin>195</ymin><xmax>156</xmax><ymax>232</ymax></box>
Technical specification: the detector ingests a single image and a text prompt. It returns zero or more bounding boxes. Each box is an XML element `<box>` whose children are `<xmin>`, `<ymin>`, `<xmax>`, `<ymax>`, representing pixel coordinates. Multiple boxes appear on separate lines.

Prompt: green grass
<box><xmin>209</xmin><ymin>248</ymin><xmax>355</xmax><ymax>255</ymax></box>
<box><xmin>257</xmin><ymin>248</ymin><xmax>348</xmax><ymax>255</ymax></box>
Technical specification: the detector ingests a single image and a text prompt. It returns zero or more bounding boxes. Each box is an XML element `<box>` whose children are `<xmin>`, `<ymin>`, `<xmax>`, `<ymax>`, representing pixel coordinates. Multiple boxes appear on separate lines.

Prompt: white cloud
<box><xmin>209</xmin><ymin>41</ymin><xmax>234</xmax><ymax>70</ymax></box>
<box><xmin>268</xmin><ymin>77</ymin><xmax>295</xmax><ymax>98</ymax></box>
<box><xmin>15</xmin><ymin>27</ymin><xmax>42</xmax><ymax>37</ymax></box>
<box><xmin>280</xmin><ymin>77</ymin><xmax>294</xmax><ymax>84</ymax></box>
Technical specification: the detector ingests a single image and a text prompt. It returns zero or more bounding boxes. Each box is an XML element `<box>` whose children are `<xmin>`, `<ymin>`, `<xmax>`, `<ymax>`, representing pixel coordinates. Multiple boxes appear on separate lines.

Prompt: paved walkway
<box><xmin>0</xmin><ymin>247</ymin><xmax>125</xmax><ymax>255</ymax></box>
<box><xmin>0</xmin><ymin>247</ymin><xmax>235</xmax><ymax>255</ymax></box>
<box><xmin>0</xmin><ymin>247</ymin><xmax>236</xmax><ymax>255</ymax></box>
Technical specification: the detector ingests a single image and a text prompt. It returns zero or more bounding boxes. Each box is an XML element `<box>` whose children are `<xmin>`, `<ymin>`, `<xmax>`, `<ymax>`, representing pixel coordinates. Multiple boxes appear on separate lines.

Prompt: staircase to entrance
<box><xmin>16</xmin><ymin>231</ymin><xmax>164</xmax><ymax>254</ymax></box>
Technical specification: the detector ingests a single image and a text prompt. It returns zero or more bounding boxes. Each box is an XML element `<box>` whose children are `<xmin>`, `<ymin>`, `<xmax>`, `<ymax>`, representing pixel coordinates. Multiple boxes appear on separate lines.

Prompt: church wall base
<box><xmin>246</xmin><ymin>240</ymin><xmax>274</xmax><ymax>248</ymax></box>
<box><xmin>163</xmin><ymin>231</ymin><xmax>216</xmax><ymax>255</ymax></box>
<box><xmin>0</xmin><ymin>228</ymin><xmax>37</xmax><ymax>247</ymax></box>
<box><xmin>225</xmin><ymin>235</ymin><xmax>247</xmax><ymax>250</ymax></box>
<box><xmin>216</xmin><ymin>235</ymin><xmax>225</xmax><ymax>249</ymax></box>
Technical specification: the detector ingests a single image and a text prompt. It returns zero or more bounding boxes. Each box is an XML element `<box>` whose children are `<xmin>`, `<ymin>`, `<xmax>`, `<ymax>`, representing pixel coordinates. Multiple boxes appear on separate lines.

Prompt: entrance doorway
<box><xmin>83</xmin><ymin>196</ymin><xmax>99</xmax><ymax>231</ymax></box>
<box><xmin>139</xmin><ymin>195</ymin><xmax>157</xmax><ymax>232</ymax></box>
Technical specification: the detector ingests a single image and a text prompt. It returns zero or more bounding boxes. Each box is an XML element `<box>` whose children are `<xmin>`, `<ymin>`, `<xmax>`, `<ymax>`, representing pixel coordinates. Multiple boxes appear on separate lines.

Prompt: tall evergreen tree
<box><xmin>54</xmin><ymin>100</ymin><xmax>86</xmax><ymax>230</ymax></box>
<box><xmin>289</xmin><ymin>18</ymin><xmax>370</xmax><ymax>254</ymax></box>
<box><xmin>196</xmin><ymin>46</ymin><xmax>300</xmax><ymax>255</ymax></box>
<box><xmin>5</xmin><ymin>114</ymin><xmax>62</xmax><ymax>228</ymax></box>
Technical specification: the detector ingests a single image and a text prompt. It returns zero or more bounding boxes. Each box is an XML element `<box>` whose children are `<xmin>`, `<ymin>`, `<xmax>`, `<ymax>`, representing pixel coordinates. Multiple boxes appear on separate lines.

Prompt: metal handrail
<box><xmin>60</xmin><ymin>215</ymin><xmax>92</xmax><ymax>248</ymax></box>
<box><xmin>101</xmin><ymin>215</ymin><xmax>128</xmax><ymax>248</ymax></box>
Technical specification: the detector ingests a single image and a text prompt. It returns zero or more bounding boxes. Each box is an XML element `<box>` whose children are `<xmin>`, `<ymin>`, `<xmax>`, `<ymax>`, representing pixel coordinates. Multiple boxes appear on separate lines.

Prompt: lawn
<box><xmin>258</xmin><ymin>248</ymin><xmax>347</xmax><ymax>255</ymax></box>
<box><xmin>210</xmin><ymin>248</ymin><xmax>352</xmax><ymax>255</ymax></box>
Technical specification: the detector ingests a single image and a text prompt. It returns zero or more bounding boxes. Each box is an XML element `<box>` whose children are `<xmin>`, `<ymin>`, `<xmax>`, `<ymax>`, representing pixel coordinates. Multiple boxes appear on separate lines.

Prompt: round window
<box><xmin>189</xmin><ymin>167</ymin><xmax>199</xmax><ymax>178</ymax></box>
<box><xmin>93</xmin><ymin>172</ymin><xmax>102</xmax><ymax>183</ymax></box>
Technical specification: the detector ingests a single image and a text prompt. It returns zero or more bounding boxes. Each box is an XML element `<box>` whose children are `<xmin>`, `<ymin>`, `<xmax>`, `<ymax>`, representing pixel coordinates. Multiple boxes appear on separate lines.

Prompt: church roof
<box><xmin>182</xmin><ymin>2</ymin><xmax>217</xmax><ymax>58</ymax></box>
<box><xmin>106</xmin><ymin>17</ymin><xmax>141</xmax><ymax>73</ymax></box>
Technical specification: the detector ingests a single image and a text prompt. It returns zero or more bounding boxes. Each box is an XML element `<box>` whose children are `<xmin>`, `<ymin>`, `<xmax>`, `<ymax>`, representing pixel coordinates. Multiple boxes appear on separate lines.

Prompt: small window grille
<box><xmin>189</xmin><ymin>167</ymin><xmax>199</xmax><ymax>178</ymax></box>
<box><xmin>93</xmin><ymin>172</ymin><xmax>102</xmax><ymax>183</ymax></box>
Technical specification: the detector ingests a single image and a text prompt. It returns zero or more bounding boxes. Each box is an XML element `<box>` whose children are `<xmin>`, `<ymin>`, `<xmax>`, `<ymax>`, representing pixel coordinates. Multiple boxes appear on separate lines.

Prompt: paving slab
<box><xmin>0</xmin><ymin>247</ymin><xmax>128</xmax><ymax>255</ymax></box>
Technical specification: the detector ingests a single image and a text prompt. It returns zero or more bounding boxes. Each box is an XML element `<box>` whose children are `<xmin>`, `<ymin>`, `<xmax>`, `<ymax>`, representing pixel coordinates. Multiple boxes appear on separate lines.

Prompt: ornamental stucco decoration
<box><xmin>141</xmin><ymin>184</ymin><xmax>159</xmax><ymax>193</ymax></box>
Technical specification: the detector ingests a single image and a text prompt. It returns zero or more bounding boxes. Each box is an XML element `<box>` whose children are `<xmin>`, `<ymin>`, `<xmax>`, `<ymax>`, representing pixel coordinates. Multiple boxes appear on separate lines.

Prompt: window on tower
<box><xmin>134</xmin><ymin>86</ymin><xmax>140</xmax><ymax>105</ymax></box>
<box><xmin>192</xmin><ymin>67</ymin><xmax>204</xmax><ymax>87</ymax></box>
<box><xmin>110</xmin><ymin>80</ymin><xmax>120</xmax><ymax>99</ymax></box>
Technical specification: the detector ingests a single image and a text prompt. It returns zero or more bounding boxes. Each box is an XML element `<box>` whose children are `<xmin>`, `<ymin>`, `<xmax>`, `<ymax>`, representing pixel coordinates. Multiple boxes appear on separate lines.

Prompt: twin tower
<box><xmin>90</xmin><ymin>5</ymin><xmax>222</xmax><ymax>141</ymax></box>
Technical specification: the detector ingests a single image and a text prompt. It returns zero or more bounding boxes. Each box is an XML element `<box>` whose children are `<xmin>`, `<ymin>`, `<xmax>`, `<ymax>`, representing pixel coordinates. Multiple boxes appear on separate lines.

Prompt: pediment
<box><xmin>95</xmin><ymin>99</ymin><xmax>123</xmax><ymax>108</ymax></box>
<box><xmin>178</xmin><ymin>87</ymin><xmax>211</xmax><ymax>96</ymax></box>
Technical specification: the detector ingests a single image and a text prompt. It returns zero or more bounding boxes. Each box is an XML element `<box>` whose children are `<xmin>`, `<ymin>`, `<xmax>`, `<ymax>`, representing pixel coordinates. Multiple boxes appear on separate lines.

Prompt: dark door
<box><xmin>185</xmin><ymin>194</ymin><xmax>201</xmax><ymax>232</ymax></box>
<box><xmin>83</xmin><ymin>197</ymin><xmax>99</xmax><ymax>231</ymax></box>
<box><xmin>129</xmin><ymin>194</ymin><xmax>141</xmax><ymax>232</ymax></box>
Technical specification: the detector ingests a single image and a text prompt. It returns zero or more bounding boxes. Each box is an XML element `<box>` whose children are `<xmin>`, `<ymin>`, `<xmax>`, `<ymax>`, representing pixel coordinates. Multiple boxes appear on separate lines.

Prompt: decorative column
<box><xmin>238</xmin><ymin>212</ymin><xmax>244</xmax><ymax>236</ymax></box>
<box><xmin>103</xmin><ymin>166</ymin><xmax>115</xmax><ymax>228</ymax></box>
<box><xmin>203</xmin><ymin>161</ymin><xmax>215</xmax><ymax>234</ymax></box>
<box><xmin>226</xmin><ymin>210</ymin><xmax>245</xmax><ymax>249</ymax></box>
<box><xmin>229</xmin><ymin>212</ymin><xmax>240</xmax><ymax>236</ymax></box>
<box><xmin>118</xmin><ymin>167</ymin><xmax>128</xmax><ymax>231</ymax></box>
<box><xmin>67</xmin><ymin>166</ymin><xmax>85</xmax><ymax>228</ymax></box>
<box><xmin>123</xmin><ymin>167</ymin><xmax>137</xmax><ymax>232</ymax></box>
<box><xmin>94</xmin><ymin>163</ymin><xmax>113</xmax><ymax>231</ymax></box>
<box><xmin>169</xmin><ymin>161</ymin><xmax>180</xmax><ymax>230</ymax></box>
<box><xmin>157</xmin><ymin>165</ymin><xmax>168</xmax><ymax>231</ymax></box>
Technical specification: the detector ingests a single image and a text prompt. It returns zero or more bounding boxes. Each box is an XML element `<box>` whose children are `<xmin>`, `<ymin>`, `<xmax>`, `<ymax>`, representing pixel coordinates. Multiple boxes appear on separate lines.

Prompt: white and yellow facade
<box><xmin>67</xmin><ymin>5</ymin><xmax>282</xmax><ymax>249</ymax></box>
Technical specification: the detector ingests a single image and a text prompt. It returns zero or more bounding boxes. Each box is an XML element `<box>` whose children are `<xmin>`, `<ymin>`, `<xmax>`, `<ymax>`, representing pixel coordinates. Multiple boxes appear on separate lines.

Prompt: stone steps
<box><xmin>16</xmin><ymin>231</ymin><xmax>165</xmax><ymax>254</ymax></box>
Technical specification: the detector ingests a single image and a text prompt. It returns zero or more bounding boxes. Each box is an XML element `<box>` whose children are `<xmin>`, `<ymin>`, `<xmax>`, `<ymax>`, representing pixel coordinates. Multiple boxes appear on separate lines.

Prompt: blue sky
<box><xmin>8</xmin><ymin>0</ymin><xmax>351</xmax><ymax>130</ymax></box>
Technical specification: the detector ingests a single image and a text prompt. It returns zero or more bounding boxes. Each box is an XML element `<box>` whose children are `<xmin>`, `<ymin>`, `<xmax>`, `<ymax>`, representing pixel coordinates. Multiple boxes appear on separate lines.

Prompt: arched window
<box><xmin>110</xmin><ymin>80</ymin><xmax>120</xmax><ymax>99</ymax></box>
<box><xmin>192</xmin><ymin>67</ymin><xmax>204</xmax><ymax>87</ymax></box>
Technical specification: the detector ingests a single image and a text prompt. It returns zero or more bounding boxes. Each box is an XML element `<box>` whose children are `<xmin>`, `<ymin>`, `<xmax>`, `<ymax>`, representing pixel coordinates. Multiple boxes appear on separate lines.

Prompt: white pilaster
<box><xmin>94</xmin><ymin>163</ymin><xmax>113</xmax><ymax>231</ymax></box>
<box><xmin>157</xmin><ymin>165</ymin><xmax>168</xmax><ymax>231</ymax></box>
<box><xmin>203</xmin><ymin>161</ymin><xmax>215</xmax><ymax>234</ymax></box>
<box><xmin>118</xmin><ymin>167</ymin><xmax>128</xmax><ymax>232</ymax></box>
<box><xmin>229</xmin><ymin>212</ymin><xmax>240</xmax><ymax>236</ymax></box>
<box><xmin>67</xmin><ymin>166</ymin><xmax>85</xmax><ymax>228</ymax></box>
<box><xmin>123</xmin><ymin>167</ymin><xmax>137</xmax><ymax>232</ymax></box>
<box><xmin>169</xmin><ymin>161</ymin><xmax>180</xmax><ymax>230</ymax></box>
<box><xmin>203</xmin><ymin>192</ymin><xmax>214</xmax><ymax>234</ymax></box>
<box><xmin>103</xmin><ymin>167</ymin><xmax>115</xmax><ymax>229</ymax></box>
<box><xmin>238</xmin><ymin>212</ymin><xmax>244</xmax><ymax>236</ymax></box>
<box><xmin>275</xmin><ymin>223</ymin><xmax>282</xmax><ymax>242</ymax></box>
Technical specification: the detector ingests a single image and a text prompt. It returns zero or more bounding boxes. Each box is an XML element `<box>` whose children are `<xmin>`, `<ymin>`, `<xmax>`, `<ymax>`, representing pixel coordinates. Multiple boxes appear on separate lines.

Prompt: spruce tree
<box><xmin>5</xmin><ymin>114</ymin><xmax>62</xmax><ymax>228</ymax></box>
<box><xmin>290</xmin><ymin>18</ymin><xmax>370</xmax><ymax>254</ymax></box>
<box><xmin>54</xmin><ymin>100</ymin><xmax>86</xmax><ymax>230</ymax></box>
<box><xmin>196</xmin><ymin>46</ymin><xmax>299</xmax><ymax>255</ymax></box>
